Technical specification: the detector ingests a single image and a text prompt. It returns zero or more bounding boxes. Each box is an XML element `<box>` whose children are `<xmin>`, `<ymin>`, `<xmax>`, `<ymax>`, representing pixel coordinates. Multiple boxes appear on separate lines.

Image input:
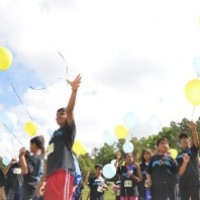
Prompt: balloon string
<box><xmin>56</xmin><ymin>50</ymin><xmax>68</xmax><ymax>77</ymax></box>
<box><xmin>0</xmin><ymin>123</ymin><xmax>13</xmax><ymax>156</ymax></box>
<box><xmin>191</xmin><ymin>106</ymin><xmax>196</xmax><ymax>120</ymax></box>
<box><xmin>29</xmin><ymin>77</ymin><xmax>65</xmax><ymax>90</ymax></box>
<box><xmin>12</xmin><ymin>132</ymin><xmax>24</xmax><ymax>146</ymax></box>
<box><xmin>29</xmin><ymin>50</ymin><xmax>68</xmax><ymax>90</ymax></box>
<box><xmin>0</xmin><ymin>138</ymin><xmax>12</xmax><ymax>157</ymax></box>
<box><xmin>2</xmin><ymin>122</ymin><xmax>24</xmax><ymax>146</ymax></box>
<box><xmin>11</xmin><ymin>136</ymin><xmax>16</xmax><ymax>159</ymax></box>
<box><xmin>6</xmin><ymin>75</ymin><xmax>33</xmax><ymax>121</ymax></box>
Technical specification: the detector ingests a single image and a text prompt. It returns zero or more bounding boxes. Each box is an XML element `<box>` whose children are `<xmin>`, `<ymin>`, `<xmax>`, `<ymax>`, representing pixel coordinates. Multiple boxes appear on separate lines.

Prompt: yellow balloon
<box><xmin>184</xmin><ymin>79</ymin><xmax>200</xmax><ymax>106</ymax></box>
<box><xmin>0</xmin><ymin>46</ymin><xmax>13</xmax><ymax>71</ymax></box>
<box><xmin>72</xmin><ymin>140</ymin><xmax>87</xmax><ymax>155</ymax></box>
<box><xmin>169</xmin><ymin>148</ymin><xmax>178</xmax><ymax>159</ymax></box>
<box><xmin>24</xmin><ymin>121</ymin><xmax>38</xmax><ymax>136</ymax></box>
<box><xmin>115</xmin><ymin>125</ymin><xmax>128</xmax><ymax>139</ymax></box>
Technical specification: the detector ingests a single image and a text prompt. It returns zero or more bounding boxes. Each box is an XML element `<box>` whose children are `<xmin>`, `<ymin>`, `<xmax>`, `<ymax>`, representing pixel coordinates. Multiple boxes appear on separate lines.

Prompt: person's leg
<box><xmin>14</xmin><ymin>188</ymin><xmax>21</xmax><ymax>200</ymax></box>
<box><xmin>179</xmin><ymin>186</ymin><xmax>190</xmax><ymax>200</ymax></box>
<box><xmin>20</xmin><ymin>186</ymin><xmax>25</xmax><ymax>200</ymax></box>
<box><xmin>45</xmin><ymin>170</ymin><xmax>74</xmax><ymax>200</ymax></box>
<box><xmin>139</xmin><ymin>198</ymin><xmax>145</xmax><ymax>200</ymax></box>
<box><xmin>129</xmin><ymin>196</ymin><xmax>138</xmax><ymax>200</ymax></box>
<box><xmin>20</xmin><ymin>186</ymin><xmax>34</xmax><ymax>200</ymax></box>
<box><xmin>6</xmin><ymin>188</ymin><xmax>15</xmax><ymax>200</ymax></box>
<box><xmin>0</xmin><ymin>187</ymin><xmax>6</xmax><ymax>200</ymax></box>
<box><xmin>64</xmin><ymin>171</ymin><xmax>74</xmax><ymax>200</ymax></box>
<box><xmin>152</xmin><ymin>185</ymin><xmax>168</xmax><ymax>200</ymax></box>
<box><xmin>167</xmin><ymin>183</ymin><xmax>177</xmax><ymax>200</ymax></box>
<box><xmin>120</xmin><ymin>197</ymin><xmax>127</xmax><ymax>200</ymax></box>
<box><xmin>175</xmin><ymin>183</ymin><xmax>180</xmax><ymax>200</ymax></box>
<box><xmin>189</xmin><ymin>186</ymin><xmax>200</xmax><ymax>200</ymax></box>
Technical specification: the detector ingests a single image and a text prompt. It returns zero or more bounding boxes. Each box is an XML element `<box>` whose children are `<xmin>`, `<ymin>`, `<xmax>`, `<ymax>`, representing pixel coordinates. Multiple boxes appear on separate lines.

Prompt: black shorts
<box><xmin>179</xmin><ymin>185</ymin><xmax>200</xmax><ymax>200</ymax></box>
<box><xmin>152</xmin><ymin>183</ymin><xmax>176</xmax><ymax>200</ymax></box>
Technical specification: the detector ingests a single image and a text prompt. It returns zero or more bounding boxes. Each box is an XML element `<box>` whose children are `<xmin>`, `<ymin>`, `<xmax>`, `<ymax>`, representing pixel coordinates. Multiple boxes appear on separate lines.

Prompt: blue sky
<box><xmin>0</xmin><ymin>62</ymin><xmax>43</xmax><ymax>108</ymax></box>
<box><xmin>1</xmin><ymin>0</ymin><xmax>200</xmax><ymax>159</ymax></box>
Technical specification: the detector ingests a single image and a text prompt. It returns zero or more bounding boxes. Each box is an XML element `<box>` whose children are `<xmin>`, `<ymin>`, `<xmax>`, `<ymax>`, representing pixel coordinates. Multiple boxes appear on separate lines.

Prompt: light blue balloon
<box><xmin>149</xmin><ymin>115</ymin><xmax>161</xmax><ymax>130</ymax></box>
<box><xmin>103</xmin><ymin>164</ymin><xmax>116</xmax><ymax>179</ymax></box>
<box><xmin>123</xmin><ymin>141</ymin><xmax>134</xmax><ymax>153</ymax></box>
<box><xmin>123</xmin><ymin>112</ymin><xmax>139</xmax><ymax>129</ymax></box>
<box><xmin>0</xmin><ymin>112</ymin><xmax>17</xmax><ymax>133</ymax></box>
<box><xmin>2</xmin><ymin>156</ymin><xmax>10</xmax><ymax>166</ymax></box>
<box><xmin>73</xmin><ymin>154</ymin><xmax>82</xmax><ymax>184</ymax></box>
<box><xmin>103</xmin><ymin>130</ymin><xmax>117</xmax><ymax>145</ymax></box>
<box><xmin>110</xmin><ymin>159</ymin><xmax>116</xmax><ymax>165</ymax></box>
<box><xmin>193</xmin><ymin>57</ymin><xmax>200</xmax><ymax>77</ymax></box>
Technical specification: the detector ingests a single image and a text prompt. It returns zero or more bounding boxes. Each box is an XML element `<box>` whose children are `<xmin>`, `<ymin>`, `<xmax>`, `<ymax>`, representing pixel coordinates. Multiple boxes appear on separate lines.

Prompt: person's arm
<box><xmin>102</xmin><ymin>179</ymin><xmax>109</xmax><ymax>190</ymax></box>
<box><xmin>127</xmin><ymin>170</ymin><xmax>140</xmax><ymax>183</ymax></box>
<box><xmin>73</xmin><ymin>185</ymin><xmax>78</xmax><ymax>194</ymax></box>
<box><xmin>66</xmin><ymin>74</ymin><xmax>81</xmax><ymax>124</ymax></box>
<box><xmin>36</xmin><ymin>162</ymin><xmax>47</xmax><ymax>197</ymax></box>
<box><xmin>145</xmin><ymin>173</ymin><xmax>152</xmax><ymax>187</ymax></box>
<box><xmin>19</xmin><ymin>148</ymin><xmax>28</xmax><ymax>175</ymax></box>
<box><xmin>102</xmin><ymin>185</ymin><xmax>108</xmax><ymax>191</ymax></box>
<box><xmin>135</xmin><ymin>163</ymin><xmax>143</xmax><ymax>182</ymax></box>
<box><xmin>145</xmin><ymin>159</ymin><xmax>153</xmax><ymax>187</ymax></box>
<box><xmin>126</xmin><ymin>163</ymin><xmax>142</xmax><ymax>183</ymax></box>
<box><xmin>178</xmin><ymin>154</ymin><xmax>190</xmax><ymax>176</ymax></box>
<box><xmin>112</xmin><ymin>183</ymin><xmax>120</xmax><ymax>191</ymax></box>
<box><xmin>0</xmin><ymin>169</ymin><xmax>6</xmax><ymax>200</ymax></box>
<box><xmin>199</xmin><ymin>157</ymin><xmax>200</xmax><ymax>166</ymax></box>
<box><xmin>114</xmin><ymin>151</ymin><xmax>121</xmax><ymax>168</ymax></box>
<box><xmin>0</xmin><ymin>187</ymin><xmax>6</xmax><ymax>200</ymax></box>
<box><xmin>84</xmin><ymin>169</ymin><xmax>90</xmax><ymax>186</ymax></box>
<box><xmin>188</xmin><ymin>121</ymin><xmax>199</xmax><ymax>149</ymax></box>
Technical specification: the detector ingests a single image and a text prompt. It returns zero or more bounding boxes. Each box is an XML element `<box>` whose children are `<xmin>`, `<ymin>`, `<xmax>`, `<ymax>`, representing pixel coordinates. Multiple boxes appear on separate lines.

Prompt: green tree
<box><xmin>78</xmin><ymin>153</ymin><xmax>95</xmax><ymax>180</ymax></box>
<box><xmin>91</xmin><ymin>143</ymin><xmax>116</xmax><ymax>166</ymax></box>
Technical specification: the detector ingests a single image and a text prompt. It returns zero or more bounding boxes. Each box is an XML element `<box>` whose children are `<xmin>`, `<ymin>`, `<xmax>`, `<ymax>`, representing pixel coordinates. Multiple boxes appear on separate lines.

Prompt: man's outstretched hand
<box><xmin>67</xmin><ymin>74</ymin><xmax>81</xmax><ymax>91</ymax></box>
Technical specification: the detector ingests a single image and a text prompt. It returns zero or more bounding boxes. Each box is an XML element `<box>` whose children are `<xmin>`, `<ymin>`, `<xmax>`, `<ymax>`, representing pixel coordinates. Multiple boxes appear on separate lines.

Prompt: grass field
<box><xmin>82</xmin><ymin>184</ymin><xmax>116</xmax><ymax>200</ymax></box>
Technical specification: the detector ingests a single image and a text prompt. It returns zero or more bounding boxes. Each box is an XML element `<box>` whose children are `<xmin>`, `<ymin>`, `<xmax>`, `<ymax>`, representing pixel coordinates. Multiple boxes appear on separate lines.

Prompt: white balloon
<box><xmin>123</xmin><ymin>141</ymin><xmax>134</xmax><ymax>153</ymax></box>
<box><xmin>149</xmin><ymin>115</ymin><xmax>161</xmax><ymax>130</ymax></box>
<box><xmin>2</xmin><ymin>156</ymin><xmax>11</xmax><ymax>166</ymax></box>
<box><xmin>111</xmin><ymin>159</ymin><xmax>116</xmax><ymax>165</ymax></box>
<box><xmin>0</xmin><ymin>112</ymin><xmax>17</xmax><ymax>133</ymax></box>
<box><xmin>103</xmin><ymin>130</ymin><xmax>117</xmax><ymax>145</ymax></box>
<box><xmin>103</xmin><ymin>164</ymin><xmax>116</xmax><ymax>179</ymax></box>
<box><xmin>123</xmin><ymin>112</ymin><xmax>139</xmax><ymax>129</ymax></box>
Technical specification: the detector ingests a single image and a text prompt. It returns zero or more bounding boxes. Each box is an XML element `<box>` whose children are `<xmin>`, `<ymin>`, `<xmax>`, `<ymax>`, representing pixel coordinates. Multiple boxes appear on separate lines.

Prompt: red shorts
<box><xmin>44</xmin><ymin>170</ymin><xmax>74</xmax><ymax>200</ymax></box>
<box><xmin>120</xmin><ymin>197</ymin><xmax>138</xmax><ymax>200</ymax></box>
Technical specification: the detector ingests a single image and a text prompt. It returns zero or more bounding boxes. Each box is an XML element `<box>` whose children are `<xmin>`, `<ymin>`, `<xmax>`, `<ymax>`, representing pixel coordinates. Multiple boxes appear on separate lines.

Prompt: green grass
<box><xmin>82</xmin><ymin>183</ymin><xmax>116</xmax><ymax>200</ymax></box>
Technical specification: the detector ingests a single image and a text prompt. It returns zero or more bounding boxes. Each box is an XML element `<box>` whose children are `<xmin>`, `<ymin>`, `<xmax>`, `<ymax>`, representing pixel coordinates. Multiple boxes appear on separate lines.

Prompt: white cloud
<box><xmin>1</xmin><ymin>0</ymin><xmax>200</xmax><ymax>156</ymax></box>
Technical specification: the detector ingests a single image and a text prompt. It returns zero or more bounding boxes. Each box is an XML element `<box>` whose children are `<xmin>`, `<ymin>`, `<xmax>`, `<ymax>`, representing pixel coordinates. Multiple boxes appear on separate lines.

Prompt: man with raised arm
<box><xmin>37</xmin><ymin>75</ymin><xmax>81</xmax><ymax>200</ymax></box>
<box><xmin>177</xmin><ymin>121</ymin><xmax>200</xmax><ymax>200</ymax></box>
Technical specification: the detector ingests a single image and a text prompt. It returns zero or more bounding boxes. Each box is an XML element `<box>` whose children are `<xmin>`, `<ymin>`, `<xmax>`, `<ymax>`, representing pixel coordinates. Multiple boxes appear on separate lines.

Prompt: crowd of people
<box><xmin>0</xmin><ymin>74</ymin><xmax>199</xmax><ymax>200</ymax></box>
<box><xmin>85</xmin><ymin>120</ymin><xmax>200</xmax><ymax>200</ymax></box>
